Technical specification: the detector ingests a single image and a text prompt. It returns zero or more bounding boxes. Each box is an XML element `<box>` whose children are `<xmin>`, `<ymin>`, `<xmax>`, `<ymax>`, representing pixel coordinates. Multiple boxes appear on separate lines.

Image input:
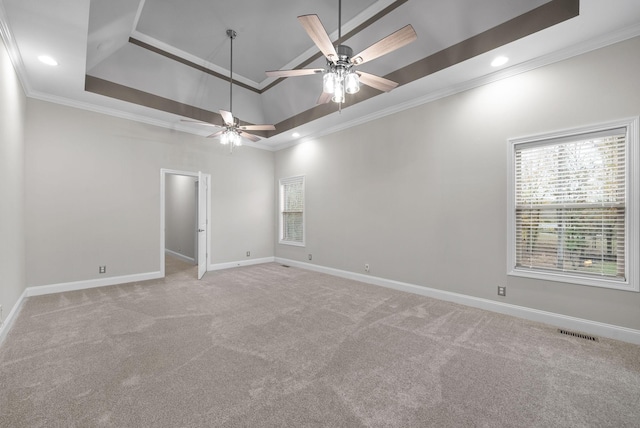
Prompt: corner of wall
<box><xmin>0</xmin><ymin>26</ymin><xmax>27</xmax><ymax>345</ymax></box>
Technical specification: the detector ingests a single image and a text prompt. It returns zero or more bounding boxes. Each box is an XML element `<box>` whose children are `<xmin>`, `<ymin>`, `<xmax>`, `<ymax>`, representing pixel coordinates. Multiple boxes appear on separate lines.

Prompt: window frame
<box><xmin>279</xmin><ymin>175</ymin><xmax>305</xmax><ymax>247</ymax></box>
<box><xmin>507</xmin><ymin>118</ymin><xmax>639</xmax><ymax>292</ymax></box>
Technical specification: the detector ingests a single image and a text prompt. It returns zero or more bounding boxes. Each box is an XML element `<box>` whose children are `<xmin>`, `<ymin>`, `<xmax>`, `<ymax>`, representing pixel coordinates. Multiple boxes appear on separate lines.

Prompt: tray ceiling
<box><xmin>2</xmin><ymin>0</ymin><xmax>640</xmax><ymax>149</ymax></box>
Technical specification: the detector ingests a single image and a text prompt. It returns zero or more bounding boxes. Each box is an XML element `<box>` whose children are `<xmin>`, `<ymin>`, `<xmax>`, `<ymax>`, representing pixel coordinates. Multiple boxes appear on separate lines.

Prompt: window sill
<box><xmin>508</xmin><ymin>267</ymin><xmax>637</xmax><ymax>292</ymax></box>
<box><xmin>279</xmin><ymin>240</ymin><xmax>305</xmax><ymax>247</ymax></box>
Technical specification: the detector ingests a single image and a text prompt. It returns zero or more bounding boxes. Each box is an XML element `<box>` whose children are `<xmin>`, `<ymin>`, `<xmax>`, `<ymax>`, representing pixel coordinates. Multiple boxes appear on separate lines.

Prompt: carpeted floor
<box><xmin>1</xmin><ymin>257</ymin><xmax>639</xmax><ymax>427</ymax></box>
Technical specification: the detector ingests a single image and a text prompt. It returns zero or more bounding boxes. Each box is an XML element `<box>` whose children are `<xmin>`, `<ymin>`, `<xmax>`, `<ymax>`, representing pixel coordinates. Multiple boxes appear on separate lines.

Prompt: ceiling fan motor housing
<box><xmin>331</xmin><ymin>44</ymin><xmax>355</xmax><ymax>75</ymax></box>
<box><xmin>339</xmin><ymin>45</ymin><xmax>357</xmax><ymax>69</ymax></box>
<box><xmin>336</xmin><ymin>44</ymin><xmax>353</xmax><ymax>60</ymax></box>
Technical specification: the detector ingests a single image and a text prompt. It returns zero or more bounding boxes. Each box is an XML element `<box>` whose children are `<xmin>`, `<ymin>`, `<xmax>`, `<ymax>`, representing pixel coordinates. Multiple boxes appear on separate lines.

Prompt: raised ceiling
<box><xmin>1</xmin><ymin>0</ymin><xmax>640</xmax><ymax>150</ymax></box>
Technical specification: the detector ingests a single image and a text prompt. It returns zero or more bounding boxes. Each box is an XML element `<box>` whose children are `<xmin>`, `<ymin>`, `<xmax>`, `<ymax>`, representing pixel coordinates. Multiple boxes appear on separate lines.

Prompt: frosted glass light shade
<box><xmin>323</xmin><ymin>72</ymin><xmax>335</xmax><ymax>94</ymax></box>
<box><xmin>345</xmin><ymin>72</ymin><xmax>360</xmax><ymax>94</ymax></box>
<box><xmin>332</xmin><ymin>80</ymin><xmax>345</xmax><ymax>103</ymax></box>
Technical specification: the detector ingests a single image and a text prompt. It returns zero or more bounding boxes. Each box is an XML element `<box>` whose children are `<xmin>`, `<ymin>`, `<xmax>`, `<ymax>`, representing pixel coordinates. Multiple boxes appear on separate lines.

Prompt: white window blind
<box><xmin>511</xmin><ymin>123</ymin><xmax>636</xmax><ymax>288</ymax></box>
<box><xmin>280</xmin><ymin>176</ymin><xmax>304</xmax><ymax>245</ymax></box>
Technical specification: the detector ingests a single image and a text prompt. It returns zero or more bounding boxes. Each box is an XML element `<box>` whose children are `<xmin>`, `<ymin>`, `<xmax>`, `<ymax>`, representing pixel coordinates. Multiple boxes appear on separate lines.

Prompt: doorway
<box><xmin>160</xmin><ymin>169</ymin><xmax>211</xmax><ymax>279</ymax></box>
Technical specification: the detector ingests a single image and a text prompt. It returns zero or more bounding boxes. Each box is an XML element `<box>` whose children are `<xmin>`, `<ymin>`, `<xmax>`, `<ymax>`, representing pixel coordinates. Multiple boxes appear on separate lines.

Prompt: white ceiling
<box><xmin>1</xmin><ymin>0</ymin><xmax>640</xmax><ymax>150</ymax></box>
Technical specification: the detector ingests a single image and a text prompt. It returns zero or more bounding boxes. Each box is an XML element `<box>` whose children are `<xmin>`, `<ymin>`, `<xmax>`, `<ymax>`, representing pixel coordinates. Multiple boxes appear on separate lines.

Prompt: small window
<box><xmin>279</xmin><ymin>175</ymin><xmax>305</xmax><ymax>246</ymax></box>
<box><xmin>507</xmin><ymin>118</ymin><xmax>638</xmax><ymax>291</ymax></box>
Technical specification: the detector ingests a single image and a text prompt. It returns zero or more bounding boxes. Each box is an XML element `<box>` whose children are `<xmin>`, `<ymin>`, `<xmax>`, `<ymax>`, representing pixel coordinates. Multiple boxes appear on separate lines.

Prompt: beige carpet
<box><xmin>1</xmin><ymin>257</ymin><xmax>639</xmax><ymax>427</ymax></box>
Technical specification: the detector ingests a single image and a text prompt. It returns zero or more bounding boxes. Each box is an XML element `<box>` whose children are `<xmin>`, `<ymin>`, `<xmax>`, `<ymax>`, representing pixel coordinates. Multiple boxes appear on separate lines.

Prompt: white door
<box><xmin>197</xmin><ymin>172</ymin><xmax>208</xmax><ymax>279</ymax></box>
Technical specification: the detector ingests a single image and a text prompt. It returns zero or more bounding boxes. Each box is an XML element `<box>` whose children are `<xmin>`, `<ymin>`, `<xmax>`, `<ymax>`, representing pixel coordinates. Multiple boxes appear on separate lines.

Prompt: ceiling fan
<box><xmin>183</xmin><ymin>29</ymin><xmax>275</xmax><ymax>152</ymax></box>
<box><xmin>266</xmin><ymin>0</ymin><xmax>417</xmax><ymax>105</ymax></box>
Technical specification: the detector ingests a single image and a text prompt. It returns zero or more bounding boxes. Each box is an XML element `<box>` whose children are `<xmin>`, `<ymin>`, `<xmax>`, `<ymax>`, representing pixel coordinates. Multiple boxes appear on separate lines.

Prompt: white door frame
<box><xmin>160</xmin><ymin>168</ymin><xmax>211</xmax><ymax>278</ymax></box>
<box><xmin>196</xmin><ymin>171</ymin><xmax>208</xmax><ymax>279</ymax></box>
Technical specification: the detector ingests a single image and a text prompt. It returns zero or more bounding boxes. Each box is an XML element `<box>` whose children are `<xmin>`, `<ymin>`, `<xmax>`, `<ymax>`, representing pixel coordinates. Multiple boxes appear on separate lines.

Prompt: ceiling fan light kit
<box><xmin>323</xmin><ymin>45</ymin><xmax>361</xmax><ymax>103</ymax></box>
<box><xmin>220</xmin><ymin>128</ymin><xmax>241</xmax><ymax>147</ymax></box>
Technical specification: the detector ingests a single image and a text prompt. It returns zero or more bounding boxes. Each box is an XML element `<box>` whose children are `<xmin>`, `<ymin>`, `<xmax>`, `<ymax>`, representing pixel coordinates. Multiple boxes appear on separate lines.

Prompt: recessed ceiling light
<box><xmin>38</xmin><ymin>55</ymin><xmax>58</xmax><ymax>66</ymax></box>
<box><xmin>491</xmin><ymin>56</ymin><xmax>509</xmax><ymax>67</ymax></box>
<box><xmin>292</xmin><ymin>132</ymin><xmax>301</xmax><ymax>138</ymax></box>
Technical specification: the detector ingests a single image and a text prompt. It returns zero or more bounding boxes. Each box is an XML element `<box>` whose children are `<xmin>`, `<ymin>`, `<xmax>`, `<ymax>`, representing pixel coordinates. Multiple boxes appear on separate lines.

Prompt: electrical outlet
<box><xmin>308</xmin><ymin>254</ymin><xmax>312</xmax><ymax>261</ymax></box>
<box><xmin>246</xmin><ymin>251</ymin><xmax>251</xmax><ymax>257</ymax></box>
<box><xmin>364</xmin><ymin>264</ymin><xmax>370</xmax><ymax>272</ymax></box>
<box><xmin>498</xmin><ymin>286</ymin><xmax>506</xmax><ymax>296</ymax></box>
<box><xmin>99</xmin><ymin>266</ymin><xmax>106</xmax><ymax>274</ymax></box>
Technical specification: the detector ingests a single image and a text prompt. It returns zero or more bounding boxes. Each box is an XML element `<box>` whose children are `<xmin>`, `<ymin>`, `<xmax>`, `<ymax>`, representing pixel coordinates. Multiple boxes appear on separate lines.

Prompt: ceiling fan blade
<box><xmin>357</xmin><ymin>71</ymin><xmax>399</xmax><ymax>92</ymax></box>
<box><xmin>206</xmin><ymin>130</ymin><xmax>225</xmax><ymax>139</ymax></box>
<box><xmin>180</xmin><ymin>119</ymin><xmax>221</xmax><ymax>128</ymax></box>
<box><xmin>219</xmin><ymin>110</ymin><xmax>234</xmax><ymax>126</ymax></box>
<box><xmin>239</xmin><ymin>124</ymin><xmax>276</xmax><ymax>131</ymax></box>
<box><xmin>239</xmin><ymin>131</ymin><xmax>261</xmax><ymax>142</ymax></box>
<box><xmin>298</xmin><ymin>14</ymin><xmax>338</xmax><ymax>62</ymax></box>
<box><xmin>317</xmin><ymin>91</ymin><xmax>332</xmax><ymax>105</ymax></box>
<box><xmin>266</xmin><ymin>68</ymin><xmax>324</xmax><ymax>78</ymax></box>
<box><xmin>351</xmin><ymin>24</ymin><xmax>417</xmax><ymax>65</ymax></box>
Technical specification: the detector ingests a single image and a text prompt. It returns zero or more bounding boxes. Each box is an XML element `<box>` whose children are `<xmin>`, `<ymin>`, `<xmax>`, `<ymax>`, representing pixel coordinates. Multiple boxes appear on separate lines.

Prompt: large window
<box><xmin>279</xmin><ymin>175</ymin><xmax>305</xmax><ymax>246</ymax></box>
<box><xmin>508</xmin><ymin>118</ymin><xmax>638</xmax><ymax>291</ymax></box>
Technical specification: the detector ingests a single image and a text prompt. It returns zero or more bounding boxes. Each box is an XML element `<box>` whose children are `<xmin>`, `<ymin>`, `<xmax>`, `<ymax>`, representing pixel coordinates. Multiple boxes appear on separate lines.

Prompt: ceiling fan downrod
<box><xmin>226</xmin><ymin>29</ymin><xmax>236</xmax><ymax>119</ymax></box>
<box><xmin>222</xmin><ymin>29</ymin><xmax>241</xmax><ymax>151</ymax></box>
<box><xmin>182</xmin><ymin>29</ymin><xmax>276</xmax><ymax>150</ymax></box>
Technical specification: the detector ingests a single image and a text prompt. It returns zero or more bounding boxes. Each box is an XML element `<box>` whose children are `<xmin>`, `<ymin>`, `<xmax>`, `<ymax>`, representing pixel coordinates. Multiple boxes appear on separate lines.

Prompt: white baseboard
<box><xmin>2</xmin><ymin>257</ymin><xmax>275</xmax><ymax>342</ymax></box>
<box><xmin>0</xmin><ymin>288</ymin><xmax>28</xmax><ymax>346</ymax></box>
<box><xmin>165</xmin><ymin>249</ymin><xmax>195</xmax><ymax>264</ymax></box>
<box><xmin>208</xmin><ymin>257</ymin><xmax>275</xmax><ymax>271</ymax></box>
<box><xmin>25</xmin><ymin>271</ymin><xmax>163</xmax><ymax>297</ymax></box>
<box><xmin>5</xmin><ymin>259</ymin><xmax>638</xmax><ymax>346</ymax></box>
<box><xmin>275</xmin><ymin>258</ymin><xmax>640</xmax><ymax>345</ymax></box>
<box><xmin>0</xmin><ymin>271</ymin><xmax>162</xmax><ymax>345</ymax></box>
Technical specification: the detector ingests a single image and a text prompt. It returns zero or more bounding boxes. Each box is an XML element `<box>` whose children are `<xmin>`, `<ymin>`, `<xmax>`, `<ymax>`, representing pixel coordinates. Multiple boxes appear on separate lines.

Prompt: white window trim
<box><xmin>507</xmin><ymin>117</ymin><xmax>639</xmax><ymax>292</ymax></box>
<box><xmin>279</xmin><ymin>175</ymin><xmax>305</xmax><ymax>247</ymax></box>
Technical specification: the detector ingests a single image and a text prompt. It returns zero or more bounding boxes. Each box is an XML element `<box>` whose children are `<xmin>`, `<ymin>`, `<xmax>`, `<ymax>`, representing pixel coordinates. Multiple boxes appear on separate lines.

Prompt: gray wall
<box><xmin>6</xmin><ymin>32</ymin><xmax>640</xmax><ymax>332</ymax></box>
<box><xmin>25</xmin><ymin>99</ymin><xmax>274</xmax><ymax>287</ymax></box>
<box><xmin>275</xmin><ymin>37</ymin><xmax>640</xmax><ymax>330</ymax></box>
<box><xmin>165</xmin><ymin>174</ymin><xmax>197</xmax><ymax>261</ymax></box>
<box><xmin>0</xmin><ymin>36</ymin><xmax>26</xmax><ymax>321</ymax></box>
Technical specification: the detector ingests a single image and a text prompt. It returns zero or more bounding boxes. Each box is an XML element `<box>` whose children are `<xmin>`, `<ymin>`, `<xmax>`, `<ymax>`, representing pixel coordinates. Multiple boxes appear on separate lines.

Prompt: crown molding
<box><xmin>24</xmin><ymin>88</ymin><xmax>275</xmax><ymax>151</ymax></box>
<box><xmin>0</xmin><ymin>0</ymin><xmax>30</xmax><ymax>94</ymax></box>
<box><xmin>5</xmin><ymin>0</ymin><xmax>639</xmax><ymax>155</ymax></box>
<box><xmin>272</xmin><ymin>23</ymin><xmax>640</xmax><ymax>150</ymax></box>
<box><xmin>20</xmin><ymin>21</ymin><xmax>640</xmax><ymax>154</ymax></box>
